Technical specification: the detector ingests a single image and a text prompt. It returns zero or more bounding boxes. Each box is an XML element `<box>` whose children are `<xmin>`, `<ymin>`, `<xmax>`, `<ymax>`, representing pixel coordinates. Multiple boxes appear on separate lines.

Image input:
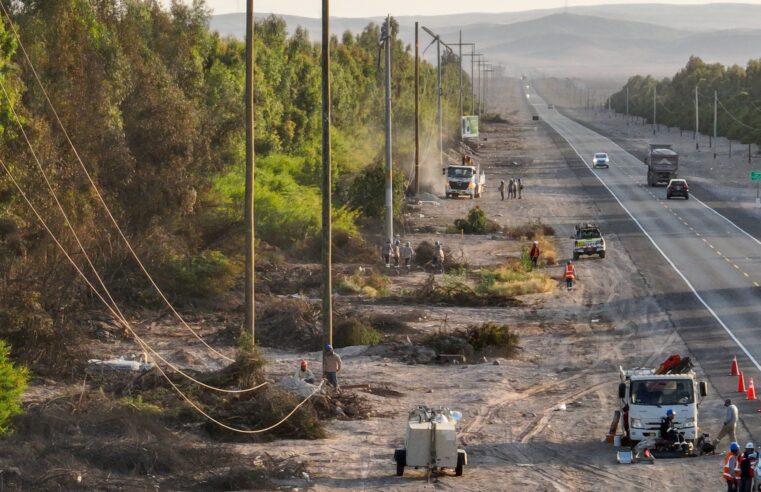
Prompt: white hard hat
<box><xmin>533</xmin><ymin>240</ymin><xmax>538</xmax><ymax>244</ymax></box>
<box><xmin>747</xmin><ymin>442</ymin><xmax>755</xmax><ymax>449</ymax></box>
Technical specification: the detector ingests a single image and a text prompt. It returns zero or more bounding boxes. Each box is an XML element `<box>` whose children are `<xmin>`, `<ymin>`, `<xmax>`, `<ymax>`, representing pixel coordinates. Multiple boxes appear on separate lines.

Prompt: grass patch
<box><xmin>477</xmin><ymin>258</ymin><xmax>555</xmax><ymax>296</ymax></box>
<box><xmin>333</xmin><ymin>318</ymin><xmax>382</xmax><ymax>348</ymax></box>
<box><xmin>424</xmin><ymin>322</ymin><xmax>520</xmax><ymax>360</ymax></box>
<box><xmin>504</xmin><ymin>219</ymin><xmax>555</xmax><ymax>240</ymax></box>
<box><xmin>412</xmin><ymin>273</ymin><xmax>520</xmax><ymax>307</ymax></box>
<box><xmin>338</xmin><ymin>268</ymin><xmax>390</xmax><ymax>297</ymax></box>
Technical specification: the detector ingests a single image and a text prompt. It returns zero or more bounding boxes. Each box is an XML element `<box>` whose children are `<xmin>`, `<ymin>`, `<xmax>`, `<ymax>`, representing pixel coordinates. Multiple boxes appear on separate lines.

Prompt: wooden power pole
<box><xmin>244</xmin><ymin>0</ymin><xmax>255</xmax><ymax>345</ymax></box>
<box><xmin>321</xmin><ymin>0</ymin><xmax>333</xmax><ymax>352</ymax></box>
<box><xmin>414</xmin><ymin>22</ymin><xmax>420</xmax><ymax>195</ymax></box>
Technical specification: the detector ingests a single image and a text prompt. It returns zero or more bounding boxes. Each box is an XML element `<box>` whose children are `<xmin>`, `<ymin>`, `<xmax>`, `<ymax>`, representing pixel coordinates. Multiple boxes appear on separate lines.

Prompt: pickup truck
<box><xmin>572</xmin><ymin>223</ymin><xmax>606</xmax><ymax>260</ymax></box>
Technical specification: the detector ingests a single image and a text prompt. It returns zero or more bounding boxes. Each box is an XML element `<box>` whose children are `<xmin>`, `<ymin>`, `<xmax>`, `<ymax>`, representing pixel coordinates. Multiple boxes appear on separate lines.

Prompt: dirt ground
<box><xmin>12</xmin><ymin>78</ymin><xmax>739</xmax><ymax>491</ymax></box>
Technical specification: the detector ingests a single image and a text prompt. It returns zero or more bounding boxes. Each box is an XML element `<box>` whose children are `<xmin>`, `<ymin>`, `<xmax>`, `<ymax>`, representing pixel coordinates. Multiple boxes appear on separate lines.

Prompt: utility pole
<box><xmin>713</xmin><ymin>89</ymin><xmax>718</xmax><ymax>157</ymax></box>
<box><xmin>414</xmin><ymin>22</ymin><xmax>420</xmax><ymax>195</ymax></box>
<box><xmin>694</xmin><ymin>84</ymin><xmax>699</xmax><ymax>143</ymax></box>
<box><xmin>320</xmin><ymin>0</ymin><xmax>332</xmax><ymax>352</ymax></box>
<box><xmin>626</xmin><ymin>86</ymin><xmax>629</xmax><ymax>125</ymax></box>
<box><xmin>471</xmin><ymin>46</ymin><xmax>476</xmax><ymax>113</ymax></box>
<box><xmin>244</xmin><ymin>0</ymin><xmax>255</xmax><ymax>345</ymax></box>
<box><xmin>458</xmin><ymin>30</ymin><xmax>463</xmax><ymax>128</ymax></box>
<box><xmin>436</xmin><ymin>34</ymin><xmax>443</xmax><ymax>170</ymax></box>
<box><xmin>383</xmin><ymin>16</ymin><xmax>393</xmax><ymax>243</ymax></box>
<box><xmin>652</xmin><ymin>85</ymin><xmax>657</xmax><ymax>135</ymax></box>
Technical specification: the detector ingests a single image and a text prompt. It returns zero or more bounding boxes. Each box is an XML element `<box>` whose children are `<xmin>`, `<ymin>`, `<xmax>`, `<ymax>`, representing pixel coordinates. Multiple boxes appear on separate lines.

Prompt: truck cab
<box><xmin>619</xmin><ymin>368</ymin><xmax>707</xmax><ymax>444</ymax></box>
<box><xmin>572</xmin><ymin>223</ymin><xmax>606</xmax><ymax>260</ymax></box>
<box><xmin>444</xmin><ymin>159</ymin><xmax>485</xmax><ymax>199</ymax></box>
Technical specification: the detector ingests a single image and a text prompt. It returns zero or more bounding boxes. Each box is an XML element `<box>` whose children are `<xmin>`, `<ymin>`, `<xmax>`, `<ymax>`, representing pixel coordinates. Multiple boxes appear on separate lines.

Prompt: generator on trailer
<box><xmin>394</xmin><ymin>405</ymin><xmax>467</xmax><ymax>478</ymax></box>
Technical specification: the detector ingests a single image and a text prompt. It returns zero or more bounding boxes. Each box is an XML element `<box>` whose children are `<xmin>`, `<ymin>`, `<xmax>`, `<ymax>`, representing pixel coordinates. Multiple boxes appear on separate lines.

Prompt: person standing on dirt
<box><xmin>714</xmin><ymin>399</ymin><xmax>739</xmax><ymax>448</ymax></box>
<box><xmin>323</xmin><ymin>344</ymin><xmax>342</xmax><ymax>389</ymax></box>
<box><xmin>381</xmin><ymin>240</ymin><xmax>392</xmax><ymax>267</ymax></box>
<box><xmin>498</xmin><ymin>179</ymin><xmax>505</xmax><ymax>201</ymax></box>
<box><xmin>393</xmin><ymin>239</ymin><xmax>402</xmax><ymax>267</ymax></box>
<box><xmin>400</xmin><ymin>241</ymin><xmax>414</xmax><ymax>270</ymax></box>
<box><xmin>529</xmin><ymin>240</ymin><xmax>541</xmax><ymax>268</ymax></box>
<box><xmin>723</xmin><ymin>442</ymin><xmax>742</xmax><ymax>492</ymax></box>
<box><xmin>517</xmin><ymin>178</ymin><xmax>523</xmax><ymax>199</ymax></box>
<box><xmin>739</xmin><ymin>442</ymin><xmax>756</xmax><ymax>492</ymax></box>
<box><xmin>564</xmin><ymin>260</ymin><xmax>576</xmax><ymax>290</ymax></box>
<box><xmin>433</xmin><ymin>241</ymin><xmax>445</xmax><ymax>273</ymax></box>
<box><xmin>508</xmin><ymin>178</ymin><xmax>516</xmax><ymax>199</ymax></box>
<box><xmin>295</xmin><ymin>359</ymin><xmax>315</xmax><ymax>384</ymax></box>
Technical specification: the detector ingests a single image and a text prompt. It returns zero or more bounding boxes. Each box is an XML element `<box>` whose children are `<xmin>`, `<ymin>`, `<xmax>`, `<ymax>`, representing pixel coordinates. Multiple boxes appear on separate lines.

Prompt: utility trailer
<box><xmin>394</xmin><ymin>406</ymin><xmax>467</xmax><ymax>478</ymax></box>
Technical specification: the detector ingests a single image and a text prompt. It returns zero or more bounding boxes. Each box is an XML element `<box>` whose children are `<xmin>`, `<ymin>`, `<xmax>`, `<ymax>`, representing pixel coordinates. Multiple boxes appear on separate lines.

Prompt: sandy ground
<box><xmin>205</xmin><ymin>79</ymin><xmax>735</xmax><ymax>491</ymax></box>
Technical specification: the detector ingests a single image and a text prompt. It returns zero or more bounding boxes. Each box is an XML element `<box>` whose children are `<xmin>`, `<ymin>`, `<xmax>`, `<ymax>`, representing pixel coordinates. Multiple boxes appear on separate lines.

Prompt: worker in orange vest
<box><xmin>724</xmin><ymin>441</ymin><xmax>742</xmax><ymax>492</ymax></box>
<box><xmin>564</xmin><ymin>260</ymin><xmax>576</xmax><ymax>290</ymax></box>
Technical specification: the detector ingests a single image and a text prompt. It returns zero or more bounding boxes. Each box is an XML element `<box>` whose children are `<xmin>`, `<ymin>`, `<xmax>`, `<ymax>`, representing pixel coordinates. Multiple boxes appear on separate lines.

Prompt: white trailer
<box><xmin>394</xmin><ymin>406</ymin><xmax>467</xmax><ymax>477</ymax></box>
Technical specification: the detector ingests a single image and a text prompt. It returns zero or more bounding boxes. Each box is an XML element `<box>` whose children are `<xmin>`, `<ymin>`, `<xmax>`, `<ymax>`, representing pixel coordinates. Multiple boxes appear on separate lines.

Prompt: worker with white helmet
<box><xmin>740</xmin><ymin>442</ymin><xmax>756</xmax><ymax>492</ymax></box>
<box><xmin>432</xmin><ymin>240</ymin><xmax>445</xmax><ymax>273</ymax></box>
<box><xmin>400</xmin><ymin>241</ymin><xmax>414</xmax><ymax>270</ymax></box>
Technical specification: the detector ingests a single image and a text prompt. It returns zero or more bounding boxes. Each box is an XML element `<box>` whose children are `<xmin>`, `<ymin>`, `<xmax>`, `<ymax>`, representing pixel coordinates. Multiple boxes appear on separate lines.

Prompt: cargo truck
<box><xmin>644</xmin><ymin>144</ymin><xmax>678</xmax><ymax>186</ymax></box>
<box><xmin>444</xmin><ymin>156</ymin><xmax>485</xmax><ymax>199</ymax></box>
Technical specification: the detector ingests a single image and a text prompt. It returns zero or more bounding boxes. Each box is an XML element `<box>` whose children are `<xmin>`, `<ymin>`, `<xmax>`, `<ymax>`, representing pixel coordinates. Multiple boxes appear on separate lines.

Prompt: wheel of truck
<box><xmin>685</xmin><ymin>194</ymin><xmax>690</xmax><ymax>200</ymax></box>
<box><xmin>573</xmin><ymin>252</ymin><xmax>580</xmax><ymax>261</ymax></box>
<box><xmin>455</xmin><ymin>451</ymin><xmax>465</xmax><ymax>476</ymax></box>
<box><xmin>396</xmin><ymin>463</ymin><xmax>404</xmax><ymax>476</ymax></box>
<box><xmin>394</xmin><ymin>449</ymin><xmax>406</xmax><ymax>476</ymax></box>
<box><xmin>599</xmin><ymin>251</ymin><xmax>606</xmax><ymax>259</ymax></box>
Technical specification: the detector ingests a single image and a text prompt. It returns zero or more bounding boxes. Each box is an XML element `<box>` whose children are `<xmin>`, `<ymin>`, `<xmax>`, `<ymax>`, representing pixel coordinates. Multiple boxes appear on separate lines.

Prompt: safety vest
<box><xmin>564</xmin><ymin>264</ymin><xmax>576</xmax><ymax>279</ymax></box>
<box><xmin>724</xmin><ymin>452</ymin><xmax>741</xmax><ymax>481</ymax></box>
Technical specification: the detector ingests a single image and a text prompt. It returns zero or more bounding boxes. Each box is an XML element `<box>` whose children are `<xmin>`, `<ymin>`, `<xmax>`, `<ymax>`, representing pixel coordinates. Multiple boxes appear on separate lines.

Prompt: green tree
<box><xmin>0</xmin><ymin>340</ymin><xmax>27</xmax><ymax>433</ymax></box>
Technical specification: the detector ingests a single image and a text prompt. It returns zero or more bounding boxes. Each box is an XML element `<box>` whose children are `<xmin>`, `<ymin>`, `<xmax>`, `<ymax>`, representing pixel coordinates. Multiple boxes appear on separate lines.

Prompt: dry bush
<box><xmin>368</xmin><ymin>313</ymin><xmax>416</xmax><ymax>334</ymax></box>
<box><xmin>424</xmin><ymin>322</ymin><xmax>520</xmax><ymax>360</ymax></box>
<box><xmin>478</xmin><ymin>258</ymin><xmax>555</xmax><ymax>297</ymax></box>
<box><xmin>504</xmin><ymin>220</ymin><xmax>555</xmax><ymax>240</ymax></box>
<box><xmin>255</xmin><ymin>298</ymin><xmax>321</xmax><ymax>350</ymax></box>
<box><xmin>412</xmin><ymin>274</ymin><xmax>520</xmax><ymax>307</ymax></box>
<box><xmin>338</xmin><ymin>268</ymin><xmax>389</xmax><ymax>297</ymax></box>
<box><xmin>535</xmin><ymin>234</ymin><xmax>558</xmax><ymax>266</ymax></box>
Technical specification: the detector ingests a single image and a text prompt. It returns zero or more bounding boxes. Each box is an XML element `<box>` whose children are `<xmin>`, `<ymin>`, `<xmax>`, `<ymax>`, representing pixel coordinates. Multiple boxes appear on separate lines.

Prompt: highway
<box><xmin>527</xmin><ymin>87</ymin><xmax>761</xmax><ymax>384</ymax></box>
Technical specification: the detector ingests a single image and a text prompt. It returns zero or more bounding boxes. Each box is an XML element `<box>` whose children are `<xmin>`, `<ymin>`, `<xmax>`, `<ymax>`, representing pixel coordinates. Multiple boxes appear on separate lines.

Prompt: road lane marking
<box><xmin>755</xmin><ymin>282</ymin><xmax>760</xmax><ymax>287</ymax></box>
<box><xmin>545</xmin><ymin>115</ymin><xmax>761</xmax><ymax>373</ymax></box>
<box><xmin>744</xmin><ymin>272</ymin><xmax>750</xmax><ymax>278</ymax></box>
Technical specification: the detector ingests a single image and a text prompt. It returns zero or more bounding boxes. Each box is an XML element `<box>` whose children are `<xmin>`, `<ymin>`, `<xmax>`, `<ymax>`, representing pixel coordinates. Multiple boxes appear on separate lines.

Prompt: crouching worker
<box><xmin>295</xmin><ymin>359</ymin><xmax>315</xmax><ymax>384</ymax></box>
<box><xmin>660</xmin><ymin>409</ymin><xmax>687</xmax><ymax>450</ymax></box>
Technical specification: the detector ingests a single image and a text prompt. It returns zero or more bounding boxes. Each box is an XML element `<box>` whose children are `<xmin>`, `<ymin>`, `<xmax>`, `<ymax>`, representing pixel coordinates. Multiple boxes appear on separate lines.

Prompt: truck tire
<box><xmin>394</xmin><ymin>449</ymin><xmax>406</xmax><ymax>476</ymax></box>
<box><xmin>573</xmin><ymin>252</ymin><xmax>580</xmax><ymax>261</ymax></box>
<box><xmin>599</xmin><ymin>251</ymin><xmax>606</xmax><ymax>259</ymax></box>
<box><xmin>455</xmin><ymin>451</ymin><xmax>466</xmax><ymax>476</ymax></box>
<box><xmin>396</xmin><ymin>463</ymin><xmax>404</xmax><ymax>476</ymax></box>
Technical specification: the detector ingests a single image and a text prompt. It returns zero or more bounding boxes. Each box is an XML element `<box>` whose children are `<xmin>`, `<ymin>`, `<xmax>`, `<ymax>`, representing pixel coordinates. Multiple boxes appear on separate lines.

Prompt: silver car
<box><xmin>592</xmin><ymin>152</ymin><xmax>610</xmax><ymax>168</ymax></box>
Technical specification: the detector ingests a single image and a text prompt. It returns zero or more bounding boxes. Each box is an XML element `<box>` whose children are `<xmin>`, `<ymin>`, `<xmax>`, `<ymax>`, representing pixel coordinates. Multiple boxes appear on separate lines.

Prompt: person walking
<box><xmin>517</xmin><ymin>178</ymin><xmax>524</xmax><ymax>199</ymax></box>
<box><xmin>498</xmin><ymin>179</ymin><xmax>505</xmax><ymax>201</ymax></box>
<box><xmin>564</xmin><ymin>260</ymin><xmax>576</xmax><ymax>290</ymax></box>
<box><xmin>400</xmin><ymin>241</ymin><xmax>414</xmax><ymax>270</ymax></box>
<box><xmin>714</xmin><ymin>399</ymin><xmax>739</xmax><ymax>447</ymax></box>
<box><xmin>529</xmin><ymin>240</ymin><xmax>541</xmax><ymax>268</ymax></box>
<box><xmin>381</xmin><ymin>240</ymin><xmax>392</xmax><ymax>267</ymax></box>
<box><xmin>294</xmin><ymin>359</ymin><xmax>315</xmax><ymax>384</ymax></box>
<box><xmin>724</xmin><ymin>442</ymin><xmax>742</xmax><ymax>492</ymax></box>
<box><xmin>393</xmin><ymin>239</ymin><xmax>401</xmax><ymax>267</ymax></box>
<box><xmin>323</xmin><ymin>344</ymin><xmax>342</xmax><ymax>389</ymax></box>
<box><xmin>739</xmin><ymin>442</ymin><xmax>756</xmax><ymax>492</ymax></box>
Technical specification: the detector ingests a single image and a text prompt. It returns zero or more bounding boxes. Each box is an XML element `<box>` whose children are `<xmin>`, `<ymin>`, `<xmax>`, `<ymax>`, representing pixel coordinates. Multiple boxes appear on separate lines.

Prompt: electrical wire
<box><xmin>0</xmin><ymin>1</ymin><xmax>234</xmax><ymax>363</ymax></box>
<box><xmin>0</xmin><ymin>78</ymin><xmax>263</xmax><ymax>395</ymax></box>
<box><xmin>0</xmin><ymin>158</ymin><xmax>324</xmax><ymax>433</ymax></box>
<box><xmin>718</xmin><ymin>98</ymin><xmax>761</xmax><ymax>132</ymax></box>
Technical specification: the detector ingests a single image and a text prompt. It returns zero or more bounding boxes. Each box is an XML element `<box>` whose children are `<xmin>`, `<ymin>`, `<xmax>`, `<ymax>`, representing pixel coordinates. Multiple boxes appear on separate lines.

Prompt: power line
<box><xmin>0</xmin><ymin>1</ymin><xmax>235</xmax><ymax>364</ymax></box>
<box><xmin>718</xmin><ymin>98</ymin><xmax>761</xmax><ymax>132</ymax></box>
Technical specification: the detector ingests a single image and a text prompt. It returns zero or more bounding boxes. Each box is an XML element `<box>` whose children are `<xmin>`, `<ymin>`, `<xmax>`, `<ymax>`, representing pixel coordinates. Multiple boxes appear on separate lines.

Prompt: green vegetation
<box><xmin>0</xmin><ymin>340</ymin><xmax>27</xmax><ymax>433</ymax></box>
<box><xmin>611</xmin><ymin>56</ymin><xmax>761</xmax><ymax>146</ymax></box>
<box><xmin>451</xmin><ymin>206</ymin><xmax>500</xmax><ymax>234</ymax></box>
<box><xmin>424</xmin><ymin>322</ymin><xmax>520</xmax><ymax>359</ymax></box>
<box><xmin>338</xmin><ymin>268</ymin><xmax>390</xmax><ymax>298</ymax></box>
<box><xmin>333</xmin><ymin>318</ymin><xmax>382</xmax><ymax>348</ymax></box>
<box><xmin>477</xmin><ymin>259</ymin><xmax>556</xmax><ymax>296</ymax></box>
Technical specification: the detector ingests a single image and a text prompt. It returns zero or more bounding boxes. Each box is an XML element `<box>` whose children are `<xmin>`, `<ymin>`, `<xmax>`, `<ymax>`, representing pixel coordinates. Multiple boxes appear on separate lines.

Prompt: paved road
<box><xmin>526</xmin><ymin>86</ymin><xmax>761</xmax><ymax>386</ymax></box>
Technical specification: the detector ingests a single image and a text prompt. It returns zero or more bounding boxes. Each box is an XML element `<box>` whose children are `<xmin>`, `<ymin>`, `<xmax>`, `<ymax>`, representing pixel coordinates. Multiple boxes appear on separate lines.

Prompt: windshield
<box><xmin>577</xmin><ymin>229</ymin><xmax>601</xmax><ymax>240</ymax></box>
<box><xmin>630</xmin><ymin>379</ymin><xmax>694</xmax><ymax>406</ymax></box>
<box><xmin>448</xmin><ymin>167</ymin><xmax>474</xmax><ymax>179</ymax></box>
<box><xmin>594</xmin><ymin>153</ymin><xmax>607</xmax><ymax>159</ymax></box>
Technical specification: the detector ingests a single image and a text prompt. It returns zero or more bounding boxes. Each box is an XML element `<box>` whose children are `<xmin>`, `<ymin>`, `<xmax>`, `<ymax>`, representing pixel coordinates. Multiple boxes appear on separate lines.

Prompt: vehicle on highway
<box><xmin>666</xmin><ymin>178</ymin><xmax>689</xmax><ymax>200</ymax></box>
<box><xmin>572</xmin><ymin>223</ymin><xmax>606</xmax><ymax>260</ymax></box>
<box><xmin>547</xmin><ymin>103</ymin><xmax>554</xmax><ymax>109</ymax></box>
<box><xmin>619</xmin><ymin>361</ymin><xmax>709</xmax><ymax>456</ymax></box>
<box><xmin>443</xmin><ymin>156</ymin><xmax>485</xmax><ymax>199</ymax></box>
<box><xmin>592</xmin><ymin>152</ymin><xmax>610</xmax><ymax>168</ymax></box>
<box><xmin>644</xmin><ymin>144</ymin><xmax>679</xmax><ymax>186</ymax></box>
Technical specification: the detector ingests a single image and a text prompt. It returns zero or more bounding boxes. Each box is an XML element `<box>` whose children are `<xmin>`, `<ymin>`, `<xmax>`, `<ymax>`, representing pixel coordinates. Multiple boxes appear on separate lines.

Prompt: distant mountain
<box><xmin>209</xmin><ymin>4</ymin><xmax>761</xmax><ymax>77</ymax></box>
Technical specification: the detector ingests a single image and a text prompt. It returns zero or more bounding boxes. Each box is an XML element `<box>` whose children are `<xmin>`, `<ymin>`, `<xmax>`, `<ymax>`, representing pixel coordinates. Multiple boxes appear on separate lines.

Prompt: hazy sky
<box><xmin>203</xmin><ymin>0</ymin><xmax>761</xmax><ymax>17</ymax></box>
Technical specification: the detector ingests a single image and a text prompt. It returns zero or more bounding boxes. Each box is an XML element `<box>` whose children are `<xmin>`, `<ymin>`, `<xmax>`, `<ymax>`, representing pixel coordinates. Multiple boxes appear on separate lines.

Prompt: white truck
<box><xmin>394</xmin><ymin>406</ymin><xmax>467</xmax><ymax>477</ymax></box>
<box><xmin>443</xmin><ymin>158</ymin><xmax>485</xmax><ymax>199</ymax></box>
<box><xmin>618</xmin><ymin>366</ymin><xmax>708</xmax><ymax>448</ymax></box>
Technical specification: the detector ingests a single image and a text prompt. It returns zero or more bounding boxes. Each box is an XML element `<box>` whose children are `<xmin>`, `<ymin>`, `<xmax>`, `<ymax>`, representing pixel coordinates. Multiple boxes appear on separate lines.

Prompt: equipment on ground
<box><xmin>644</xmin><ymin>144</ymin><xmax>679</xmax><ymax>187</ymax></box>
<box><xmin>394</xmin><ymin>405</ymin><xmax>467</xmax><ymax>478</ymax></box>
<box><xmin>444</xmin><ymin>157</ymin><xmax>485</xmax><ymax>199</ymax></box>
<box><xmin>618</xmin><ymin>356</ymin><xmax>709</xmax><ymax>458</ymax></box>
<box><xmin>572</xmin><ymin>223</ymin><xmax>606</xmax><ymax>260</ymax></box>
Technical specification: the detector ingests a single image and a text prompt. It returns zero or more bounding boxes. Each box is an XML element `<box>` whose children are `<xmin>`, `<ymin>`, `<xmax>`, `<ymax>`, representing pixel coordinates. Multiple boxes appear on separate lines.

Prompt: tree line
<box><xmin>610</xmin><ymin>56</ymin><xmax>761</xmax><ymax>146</ymax></box>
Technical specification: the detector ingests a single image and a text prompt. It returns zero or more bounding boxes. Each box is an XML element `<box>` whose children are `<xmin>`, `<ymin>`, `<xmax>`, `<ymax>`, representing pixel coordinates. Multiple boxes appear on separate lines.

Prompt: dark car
<box><xmin>666</xmin><ymin>179</ymin><xmax>689</xmax><ymax>199</ymax></box>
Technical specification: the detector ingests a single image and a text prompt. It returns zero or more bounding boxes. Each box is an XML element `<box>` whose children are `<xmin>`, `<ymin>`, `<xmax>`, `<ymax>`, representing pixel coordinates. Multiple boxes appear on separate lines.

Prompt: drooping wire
<box><xmin>0</xmin><ymin>1</ymin><xmax>235</xmax><ymax>363</ymax></box>
<box><xmin>718</xmin><ymin>98</ymin><xmax>761</xmax><ymax>132</ymax></box>
<box><xmin>0</xmin><ymin>158</ymin><xmax>325</xmax><ymax>433</ymax></box>
<box><xmin>0</xmin><ymin>78</ymin><xmax>264</xmax><ymax>395</ymax></box>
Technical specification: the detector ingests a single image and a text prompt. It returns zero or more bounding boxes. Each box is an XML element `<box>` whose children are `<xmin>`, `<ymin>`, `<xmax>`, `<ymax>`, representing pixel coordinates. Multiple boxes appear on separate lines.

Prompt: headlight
<box><xmin>468</xmin><ymin>182</ymin><xmax>474</xmax><ymax>189</ymax></box>
<box><xmin>682</xmin><ymin>421</ymin><xmax>695</xmax><ymax>428</ymax></box>
<box><xmin>631</xmin><ymin>418</ymin><xmax>643</xmax><ymax>429</ymax></box>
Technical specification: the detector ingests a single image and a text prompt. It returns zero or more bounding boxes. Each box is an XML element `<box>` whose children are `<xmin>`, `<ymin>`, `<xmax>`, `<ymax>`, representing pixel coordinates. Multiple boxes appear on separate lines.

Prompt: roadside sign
<box><xmin>461</xmin><ymin>116</ymin><xmax>479</xmax><ymax>138</ymax></box>
<box><xmin>751</xmin><ymin>171</ymin><xmax>761</xmax><ymax>181</ymax></box>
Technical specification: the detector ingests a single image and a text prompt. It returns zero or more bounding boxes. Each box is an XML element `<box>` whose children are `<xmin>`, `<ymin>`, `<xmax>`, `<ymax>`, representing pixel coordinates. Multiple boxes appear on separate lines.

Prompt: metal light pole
<box><xmin>321</xmin><ymin>0</ymin><xmax>332</xmax><ymax>351</ymax></box>
<box><xmin>652</xmin><ymin>85</ymin><xmax>657</xmax><ymax>135</ymax></box>
<box><xmin>383</xmin><ymin>16</ymin><xmax>393</xmax><ymax>243</ymax></box>
<box><xmin>244</xmin><ymin>0</ymin><xmax>255</xmax><ymax>345</ymax></box>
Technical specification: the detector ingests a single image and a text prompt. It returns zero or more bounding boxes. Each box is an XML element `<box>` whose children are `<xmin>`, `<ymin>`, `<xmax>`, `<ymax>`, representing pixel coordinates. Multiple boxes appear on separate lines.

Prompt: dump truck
<box><xmin>618</xmin><ymin>358</ymin><xmax>708</xmax><ymax>453</ymax></box>
<box><xmin>394</xmin><ymin>406</ymin><xmax>467</xmax><ymax>477</ymax></box>
<box><xmin>572</xmin><ymin>223</ymin><xmax>606</xmax><ymax>260</ymax></box>
<box><xmin>444</xmin><ymin>156</ymin><xmax>485</xmax><ymax>199</ymax></box>
<box><xmin>644</xmin><ymin>144</ymin><xmax>678</xmax><ymax>186</ymax></box>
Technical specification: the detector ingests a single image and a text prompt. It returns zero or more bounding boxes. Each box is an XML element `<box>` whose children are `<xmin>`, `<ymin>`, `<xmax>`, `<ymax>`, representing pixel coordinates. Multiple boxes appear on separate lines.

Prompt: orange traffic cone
<box><xmin>731</xmin><ymin>356</ymin><xmax>739</xmax><ymax>376</ymax></box>
<box><xmin>748</xmin><ymin>379</ymin><xmax>757</xmax><ymax>400</ymax></box>
<box><xmin>738</xmin><ymin>371</ymin><xmax>746</xmax><ymax>392</ymax></box>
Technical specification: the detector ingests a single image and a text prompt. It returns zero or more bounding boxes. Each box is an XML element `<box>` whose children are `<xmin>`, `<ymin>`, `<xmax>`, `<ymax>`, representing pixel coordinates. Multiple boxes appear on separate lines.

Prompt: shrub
<box><xmin>338</xmin><ymin>269</ymin><xmax>389</xmax><ymax>297</ymax></box>
<box><xmin>165</xmin><ymin>250</ymin><xmax>239</xmax><ymax>300</ymax></box>
<box><xmin>347</xmin><ymin>162</ymin><xmax>407</xmax><ymax>220</ymax></box>
<box><xmin>333</xmin><ymin>319</ymin><xmax>382</xmax><ymax>348</ymax></box>
<box><xmin>424</xmin><ymin>323</ymin><xmax>520</xmax><ymax>360</ymax></box>
<box><xmin>477</xmin><ymin>259</ymin><xmax>555</xmax><ymax>296</ymax></box>
<box><xmin>453</xmin><ymin>206</ymin><xmax>500</xmax><ymax>234</ymax></box>
<box><xmin>0</xmin><ymin>340</ymin><xmax>28</xmax><ymax>433</ymax></box>
<box><xmin>504</xmin><ymin>220</ymin><xmax>555</xmax><ymax>240</ymax></box>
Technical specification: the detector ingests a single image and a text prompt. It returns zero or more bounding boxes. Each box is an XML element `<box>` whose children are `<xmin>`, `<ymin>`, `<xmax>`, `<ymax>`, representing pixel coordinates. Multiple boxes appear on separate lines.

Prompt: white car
<box><xmin>592</xmin><ymin>152</ymin><xmax>610</xmax><ymax>168</ymax></box>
